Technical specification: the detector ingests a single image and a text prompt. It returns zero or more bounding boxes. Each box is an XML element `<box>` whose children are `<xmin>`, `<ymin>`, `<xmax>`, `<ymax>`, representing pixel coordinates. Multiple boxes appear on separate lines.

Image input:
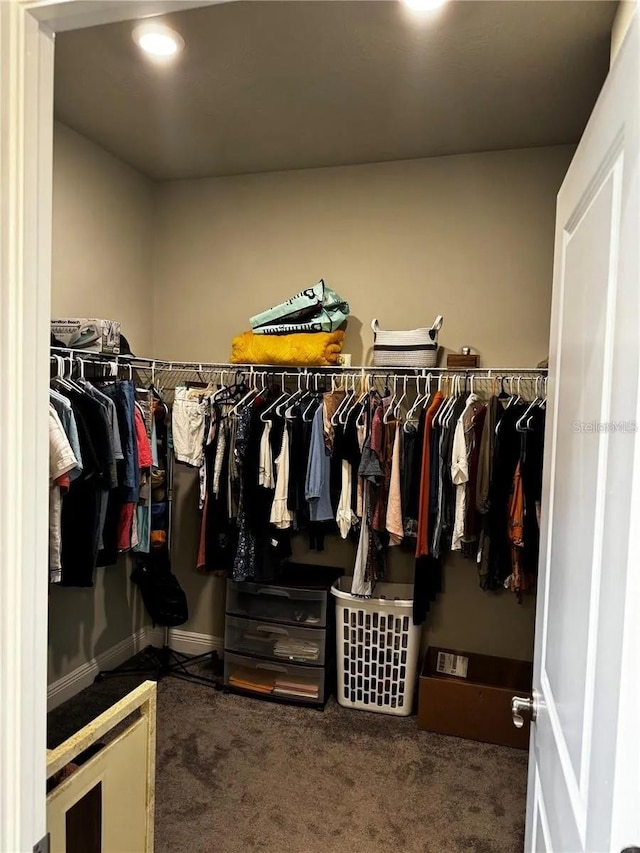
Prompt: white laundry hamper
<box><xmin>331</xmin><ymin>579</ymin><xmax>421</xmax><ymax>716</ymax></box>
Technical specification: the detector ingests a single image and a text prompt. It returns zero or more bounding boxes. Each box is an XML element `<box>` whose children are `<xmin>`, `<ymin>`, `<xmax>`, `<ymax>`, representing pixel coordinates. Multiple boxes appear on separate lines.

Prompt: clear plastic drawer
<box><xmin>224</xmin><ymin>652</ymin><xmax>324</xmax><ymax>704</ymax></box>
<box><xmin>226</xmin><ymin>581</ymin><xmax>327</xmax><ymax>628</ymax></box>
<box><xmin>225</xmin><ymin>615</ymin><xmax>326</xmax><ymax>666</ymax></box>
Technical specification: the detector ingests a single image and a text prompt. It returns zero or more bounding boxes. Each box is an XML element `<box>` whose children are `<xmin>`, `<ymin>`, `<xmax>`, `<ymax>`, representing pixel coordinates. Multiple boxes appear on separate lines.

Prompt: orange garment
<box><xmin>507</xmin><ymin>461</ymin><xmax>529</xmax><ymax>601</ymax></box>
<box><xmin>150</xmin><ymin>530</ymin><xmax>166</xmax><ymax>549</ymax></box>
<box><xmin>197</xmin><ymin>493</ymin><xmax>208</xmax><ymax>570</ymax></box>
<box><xmin>415</xmin><ymin>391</ymin><xmax>444</xmax><ymax>557</ymax></box>
<box><xmin>55</xmin><ymin>472</ymin><xmax>70</xmax><ymax>491</ymax></box>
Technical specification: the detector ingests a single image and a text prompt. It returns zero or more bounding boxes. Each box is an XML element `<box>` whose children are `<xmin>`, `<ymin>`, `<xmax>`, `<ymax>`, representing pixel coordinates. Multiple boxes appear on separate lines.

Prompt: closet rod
<box><xmin>50</xmin><ymin>346</ymin><xmax>547</xmax><ymax>376</ymax></box>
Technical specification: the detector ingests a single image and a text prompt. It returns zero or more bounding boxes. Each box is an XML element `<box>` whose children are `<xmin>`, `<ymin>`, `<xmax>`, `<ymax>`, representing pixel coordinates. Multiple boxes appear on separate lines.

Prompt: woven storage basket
<box><xmin>371</xmin><ymin>315</ymin><xmax>443</xmax><ymax>368</ymax></box>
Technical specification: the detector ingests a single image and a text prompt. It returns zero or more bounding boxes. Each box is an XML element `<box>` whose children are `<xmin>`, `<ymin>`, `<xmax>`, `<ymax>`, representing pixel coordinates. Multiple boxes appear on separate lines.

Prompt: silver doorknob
<box><xmin>512</xmin><ymin>695</ymin><xmax>536</xmax><ymax>729</ymax></box>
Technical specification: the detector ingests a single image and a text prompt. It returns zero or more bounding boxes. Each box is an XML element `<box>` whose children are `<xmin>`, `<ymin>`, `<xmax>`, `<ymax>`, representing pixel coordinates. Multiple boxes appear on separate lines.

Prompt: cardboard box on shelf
<box><xmin>418</xmin><ymin>646</ymin><xmax>533</xmax><ymax>750</ymax></box>
<box><xmin>51</xmin><ymin>318</ymin><xmax>121</xmax><ymax>354</ymax></box>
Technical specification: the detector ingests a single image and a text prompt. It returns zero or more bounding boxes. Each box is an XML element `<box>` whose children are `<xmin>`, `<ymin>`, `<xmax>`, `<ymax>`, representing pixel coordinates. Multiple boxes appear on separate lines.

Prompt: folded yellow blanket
<box><xmin>231</xmin><ymin>330</ymin><xmax>345</xmax><ymax>366</ymax></box>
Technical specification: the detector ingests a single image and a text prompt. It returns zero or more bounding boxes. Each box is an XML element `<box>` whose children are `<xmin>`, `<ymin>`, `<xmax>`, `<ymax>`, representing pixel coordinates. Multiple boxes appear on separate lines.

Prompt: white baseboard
<box><xmin>47</xmin><ymin>627</ymin><xmax>224</xmax><ymax>710</ymax></box>
<box><xmin>47</xmin><ymin>627</ymin><xmax>151</xmax><ymax>711</ymax></box>
<box><xmin>165</xmin><ymin>628</ymin><xmax>224</xmax><ymax>656</ymax></box>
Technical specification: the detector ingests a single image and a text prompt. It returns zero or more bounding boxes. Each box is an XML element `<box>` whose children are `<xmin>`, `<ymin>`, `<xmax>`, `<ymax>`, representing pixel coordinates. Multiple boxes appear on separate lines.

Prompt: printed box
<box><xmin>51</xmin><ymin>318</ymin><xmax>121</xmax><ymax>354</ymax></box>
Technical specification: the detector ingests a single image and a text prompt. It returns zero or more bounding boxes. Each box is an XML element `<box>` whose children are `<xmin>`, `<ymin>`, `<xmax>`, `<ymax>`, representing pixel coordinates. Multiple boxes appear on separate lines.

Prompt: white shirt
<box><xmin>336</xmin><ymin>460</ymin><xmax>356</xmax><ymax>539</ymax></box>
<box><xmin>270</xmin><ymin>426</ymin><xmax>294</xmax><ymax>529</ymax></box>
<box><xmin>258</xmin><ymin>420</ymin><xmax>274</xmax><ymax>489</ymax></box>
<box><xmin>451</xmin><ymin>393</ymin><xmax>479</xmax><ymax>551</ymax></box>
<box><xmin>49</xmin><ymin>406</ymin><xmax>79</xmax><ymax>582</ymax></box>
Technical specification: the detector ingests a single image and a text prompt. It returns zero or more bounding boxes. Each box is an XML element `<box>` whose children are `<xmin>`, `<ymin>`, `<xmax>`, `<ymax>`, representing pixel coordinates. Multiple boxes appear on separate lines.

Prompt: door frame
<box><xmin>0</xmin><ymin>3</ymin><xmax>222</xmax><ymax>850</ymax></box>
<box><xmin>2</xmin><ymin>1</ymin><xmax>636</xmax><ymax>851</ymax></box>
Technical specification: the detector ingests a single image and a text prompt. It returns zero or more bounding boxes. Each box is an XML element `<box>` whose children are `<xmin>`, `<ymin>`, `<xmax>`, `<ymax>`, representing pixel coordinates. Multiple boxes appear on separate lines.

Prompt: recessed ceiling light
<box><xmin>401</xmin><ymin>0</ymin><xmax>448</xmax><ymax>11</ymax></box>
<box><xmin>132</xmin><ymin>22</ymin><xmax>184</xmax><ymax>60</ymax></box>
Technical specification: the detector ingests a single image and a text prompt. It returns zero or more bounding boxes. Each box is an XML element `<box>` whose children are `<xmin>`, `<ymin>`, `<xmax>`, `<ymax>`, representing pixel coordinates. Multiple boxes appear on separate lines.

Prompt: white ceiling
<box><xmin>54</xmin><ymin>1</ymin><xmax>616</xmax><ymax>180</ymax></box>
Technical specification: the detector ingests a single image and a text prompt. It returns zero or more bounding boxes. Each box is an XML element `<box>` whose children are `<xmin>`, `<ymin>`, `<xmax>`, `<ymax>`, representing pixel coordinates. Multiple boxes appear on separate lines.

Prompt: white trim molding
<box><xmin>0</xmin><ymin>4</ymin><xmax>54</xmax><ymax>851</ymax></box>
<box><xmin>167</xmin><ymin>628</ymin><xmax>224</xmax><ymax>656</ymax></box>
<box><xmin>25</xmin><ymin>0</ymin><xmax>228</xmax><ymax>34</ymax></box>
<box><xmin>47</xmin><ymin>629</ymin><xmax>152</xmax><ymax>711</ymax></box>
<box><xmin>47</xmin><ymin>628</ymin><xmax>225</xmax><ymax>710</ymax></box>
<box><xmin>1</xmin><ymin>3</ymin><xmax>225</xmax><ymax>848</ymax></box>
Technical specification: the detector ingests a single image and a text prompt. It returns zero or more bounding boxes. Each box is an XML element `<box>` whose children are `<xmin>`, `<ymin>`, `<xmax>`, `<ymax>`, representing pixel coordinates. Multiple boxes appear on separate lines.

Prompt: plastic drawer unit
<box><xmin>224</xmin><ymin>571</ymin><xmax>340</xmax><ymax>708</ymax></box>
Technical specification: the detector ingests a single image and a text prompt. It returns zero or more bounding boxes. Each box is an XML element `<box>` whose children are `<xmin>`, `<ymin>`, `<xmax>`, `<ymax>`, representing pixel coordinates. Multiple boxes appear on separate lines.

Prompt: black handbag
<box><xmin>130</xmin><ymin>548</ymin><xmax>188</xmax><ymax>628</ymax></box>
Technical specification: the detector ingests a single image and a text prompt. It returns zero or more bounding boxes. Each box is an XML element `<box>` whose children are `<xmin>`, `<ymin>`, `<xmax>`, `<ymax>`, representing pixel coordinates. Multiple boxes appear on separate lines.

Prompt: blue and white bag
<box><xmin>250</xmin><ymin>280</ymin><xmax>349</xmax><ymax>334</ymax></box>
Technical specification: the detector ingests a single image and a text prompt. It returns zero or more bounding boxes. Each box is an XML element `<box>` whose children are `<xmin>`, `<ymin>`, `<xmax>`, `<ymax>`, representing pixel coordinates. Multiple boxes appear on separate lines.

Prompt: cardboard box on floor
<box><xmin>418</xmin><ymin>647</ymin><xmax>532</xmax><ymax>750</ymax></box>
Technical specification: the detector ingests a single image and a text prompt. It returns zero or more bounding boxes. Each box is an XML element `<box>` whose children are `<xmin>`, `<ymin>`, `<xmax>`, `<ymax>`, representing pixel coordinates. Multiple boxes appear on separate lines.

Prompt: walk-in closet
<box><xmin>34</xmin><ymin>2</ymin><xmax>638</xmax><ymax>852</ymax></box>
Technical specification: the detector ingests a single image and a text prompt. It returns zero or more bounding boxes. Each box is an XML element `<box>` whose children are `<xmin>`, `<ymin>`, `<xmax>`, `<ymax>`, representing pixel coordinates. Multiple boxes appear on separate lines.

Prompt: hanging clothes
<box><xmin>385</xmin><ymin>422</ymin><xmax>404</xmax><ymax>546</ymax></box>
<box><xmin>475</xmin><ymin>395</ymin><xmax>503</xmax><ymax>588</ymax></box>
<box><xmin>57</xmin><ymin>385</ymin><xmax>112</xmax><ymax>586</ymax></box>
<box><xmin>451</xmin><ymin>392</ymin><xmax>480</xmax><ymax>552</ymax></box>
<box><xmin>49</xmin><ymin>406</ymin><xmax>79</xmax><ymax>583</ymax></box>
<box><xmin>463</xmin><ymin>402</ymin><xmax>487</xmax><ymax>553</ymax></box>
<box><xmin>486</xmin><ymin>402</ymin><xmax>528</xmax><ymax>589</ymax></box>
<box><xmin>415</xmin><ymin>390</ymin><xmax>444</xmax><ymax>556</ymax></box>
<box><xmin>160</xmin><ymin>368</ymin><xmax>547</xmax><ymax>605</ymax></box>
<box><xmin>305</xmin><ymin>404</ymin><xmax>333</xmax><ymax>523</ymax></box>
<box><xmin>232</xmin><ymin>406</ymin><xmax>256</xmax><ymax>582</ymax></box>
<box><xmin>270</xmin><ymin>425</ymin><xmax>294</xmax><ymax>529</ymax></box>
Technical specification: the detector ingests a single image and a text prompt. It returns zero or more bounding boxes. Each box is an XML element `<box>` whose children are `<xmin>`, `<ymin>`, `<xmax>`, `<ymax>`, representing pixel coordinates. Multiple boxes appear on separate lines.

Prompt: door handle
<box><xmin>512</xmin><ymin>695</ymin><xmax>537</xmax><ymax>729</ymax></box>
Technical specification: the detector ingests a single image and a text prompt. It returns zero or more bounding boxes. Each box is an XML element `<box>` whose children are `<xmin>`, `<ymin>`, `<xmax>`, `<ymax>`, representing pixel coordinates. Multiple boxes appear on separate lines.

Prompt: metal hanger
<box><xmin>406</xmin><ymin>373</ymin><xmax>426</xmax><ymax>424</ymax></box>
<box><xmin>260</xmin><ymin>373</ymin><xmax>289</xmax><ymax>422</ymax></box>
<box><xmin>436</xmin><ymin>375</ymin><xmax>456</xmax><ymax>428</ymax></box>
<box><xmin>332</xmin><ymin>373</ymin><xmax>354</xmax><ymax>425</ymax></box>
<box><xmin>63</xmin><ymin>354</ymin><xmax>84</xmax><ymax>392</ymax></box>
<box><xmin>231</xmin><ymin>369</ymin><xmax>262</xmax><ymax>416</ymax></box>
<box><xmin>440</xmin><ymin>374</ymin><xmax>457</xmax><ymax>428</ymax></box>
<box><xmin>393</xmin><ymin>375</ymin><xmax>408</xmax><ymax>421</ymax></box>
<box><xmin>278</xmin><ymin>372</ymin><xmax>304</xmax><ymax>417</ymax></box>
<box><xmin>383</xmin><ymin>375</ymin><xmax>399</xmax><ymax>424</ymax></box>
<box><xmin>285</xmin><ymin>370</ymin><xmax>312</xmax><ymax>419</ymax></box>
<box><xmin>340</xmin><ymin>371</ymin><xmax>368</xmax><ymax>425</ymax></box>
<box><xmin>302</xmin><ymin>374</ymin><xmax>322</xmax><ymax>422</ymax></box>
<box><xmin>50</xmin><ymin>355</ymin><xmax>73</xmax><ymax>392</ymax></box>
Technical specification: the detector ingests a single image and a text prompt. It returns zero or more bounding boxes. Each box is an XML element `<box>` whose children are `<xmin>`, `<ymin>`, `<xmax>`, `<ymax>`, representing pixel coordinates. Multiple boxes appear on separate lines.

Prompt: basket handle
<box><xmin>430</xmin><ymin>315</ymin><xmax>444</xmax><ymax>333</ymax></box>
<box><xmin>371</xmin><ymin>318</ymin><xmax>380</xmax><ymax>335</ymax></box>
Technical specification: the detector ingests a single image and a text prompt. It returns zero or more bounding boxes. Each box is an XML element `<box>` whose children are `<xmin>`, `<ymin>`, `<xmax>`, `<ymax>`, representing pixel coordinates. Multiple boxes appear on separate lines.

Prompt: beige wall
<box><xmin>156</xmin><ymin>146</ymin><xmax>574</xmax><ymax>661</ymax></box>
<box><xmin>153</xmin><ymin>146</ymin><xmax>573</xmax><ymax>367</ymax></box>
<box><xmin>49</xmin><ymin>122</ymin><xmax>155</xmax><ymax>683</ymax></box>
<box><xmin>611</xmin><ymin>0</ymin><xmax>636</xmax><ymax>66</ymax></box>
<box><xmin>52</xmin><ymin>121</ymin><xmax>155</xmax><ymax>355</ymax></box>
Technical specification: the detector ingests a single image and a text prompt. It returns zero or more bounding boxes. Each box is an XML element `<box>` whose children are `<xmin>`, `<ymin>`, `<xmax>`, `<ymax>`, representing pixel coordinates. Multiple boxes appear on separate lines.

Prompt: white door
<box><xmin>523</xmin><ymin>16</ymin><xmax>640</xmax><ymax>853</ymax></box>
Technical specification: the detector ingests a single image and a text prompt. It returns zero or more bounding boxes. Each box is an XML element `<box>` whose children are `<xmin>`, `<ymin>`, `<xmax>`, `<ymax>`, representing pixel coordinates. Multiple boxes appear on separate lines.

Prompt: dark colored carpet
<box><xmin>48</xmin><ymin>664</ymin><xmax>527</xmax><ymax>853</ymax></box>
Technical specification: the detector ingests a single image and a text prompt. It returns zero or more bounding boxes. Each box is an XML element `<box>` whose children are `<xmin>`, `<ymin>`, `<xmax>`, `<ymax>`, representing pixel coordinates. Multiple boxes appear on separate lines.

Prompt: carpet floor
<box><xmin>48</xmin><ymin>668</ymin><xmax>528</xmax><ymax>853</ymax></box>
